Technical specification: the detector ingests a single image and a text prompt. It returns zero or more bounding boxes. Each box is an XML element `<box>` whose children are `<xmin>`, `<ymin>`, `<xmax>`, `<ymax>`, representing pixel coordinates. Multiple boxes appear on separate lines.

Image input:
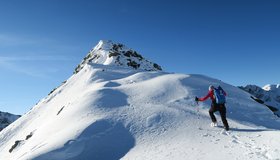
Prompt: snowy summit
<box><xmin>263</xmin><ymin>84</ymin><xmax>280</xmax><ymax>93</ymax></box>
<box><xmin>74</xmin><ymin>40</ymin><xmax>162</xmax><ymax>73</ymax></box>
<box><xmin>0</xmin><ymin>40</ymin><xmax>280</xmax><ymax>160</ymax></box>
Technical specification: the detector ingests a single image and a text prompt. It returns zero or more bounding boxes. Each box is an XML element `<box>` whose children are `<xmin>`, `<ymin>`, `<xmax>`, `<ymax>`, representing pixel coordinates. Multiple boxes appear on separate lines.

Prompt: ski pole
<box><xmin>196</xmin><ymin>100</ymin><xmax>200</xmax><ymax>119</ymax></box>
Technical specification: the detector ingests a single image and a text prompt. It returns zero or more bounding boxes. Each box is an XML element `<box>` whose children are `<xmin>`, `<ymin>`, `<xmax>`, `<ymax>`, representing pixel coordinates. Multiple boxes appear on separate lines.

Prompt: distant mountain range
<box><xmin>240</xmin><ymin>84</ymin><xmax>280</xmax><ymax>117</ymax></box>
<box><xmin>0</xmin><ymin>111</ymin><xmax>20</xmax><ymax>132</ymax></box>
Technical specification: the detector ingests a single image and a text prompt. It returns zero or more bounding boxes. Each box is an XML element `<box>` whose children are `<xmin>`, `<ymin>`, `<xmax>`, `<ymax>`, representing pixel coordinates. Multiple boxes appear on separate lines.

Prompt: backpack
<box><xmin>213</xmin><ymin>86</ymin><xmax>226</xmax><ymax>104</ymax></box>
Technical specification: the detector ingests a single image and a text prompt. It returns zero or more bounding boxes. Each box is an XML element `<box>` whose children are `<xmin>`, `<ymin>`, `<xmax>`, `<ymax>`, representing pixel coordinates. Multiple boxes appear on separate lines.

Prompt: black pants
<box><xmin>209</xmin><ymin>102</ymin><xmax>229</xmax><ymax>129</ymax></box>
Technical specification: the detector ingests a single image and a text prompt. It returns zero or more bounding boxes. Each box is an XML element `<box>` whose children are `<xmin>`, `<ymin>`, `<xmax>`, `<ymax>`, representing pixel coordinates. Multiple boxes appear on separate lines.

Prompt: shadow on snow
<box><xmin>34</xmin><ymin>120</ymin><xmax>135</xmax><ymax>160</ymax></box>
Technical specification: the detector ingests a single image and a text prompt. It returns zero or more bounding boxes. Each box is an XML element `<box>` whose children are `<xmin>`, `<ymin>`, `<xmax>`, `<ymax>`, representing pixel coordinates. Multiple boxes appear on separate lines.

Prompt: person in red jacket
<box><xmin>195</xmin><ymin>85</ymin><xmax>229</xmax><ymax>131</ymax></box>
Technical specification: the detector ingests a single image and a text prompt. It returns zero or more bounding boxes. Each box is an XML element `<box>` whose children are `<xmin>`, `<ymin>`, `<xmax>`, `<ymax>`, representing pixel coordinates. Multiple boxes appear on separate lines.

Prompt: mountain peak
<box><xmin>263</xmin><ymin>84</ymin><xmax>280</xmax><ymax>92</ymax></box>
<box><xmin>74</xmin><ymin>40</ymin><xmax>162</xmax><ymax>73</ymax></box>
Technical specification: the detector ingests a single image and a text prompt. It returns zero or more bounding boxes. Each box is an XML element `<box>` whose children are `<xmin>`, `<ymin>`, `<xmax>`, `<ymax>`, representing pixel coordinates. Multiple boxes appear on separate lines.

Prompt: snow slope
<box><xmin>0</xmin><ymin>41</ymin><xmax>280</xmax><ymax>160</ymax></box>
<box><xmin>0</xmin><ymin>111</ymin><xmax>20</xmax><ymax>132</ymax></box>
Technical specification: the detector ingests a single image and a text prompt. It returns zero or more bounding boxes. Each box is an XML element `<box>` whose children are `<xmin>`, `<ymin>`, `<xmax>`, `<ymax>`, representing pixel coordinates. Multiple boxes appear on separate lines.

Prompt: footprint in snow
<box><xmin>220</xmin><ymin>129</ymin><xmax>230</xmax><ymax>135</ymax></box>
<box><xmin>202</xmin><ymin>133</ymin><xmax>211</xmax><ymax>137</ymax></box>
<box><xmin>231</xmin><ymin>135</ymin><xmax>240</xmax><ymax>140</ymax></box>
<box><xmin>231</xmin><ymin>139</ymin><xmax>242</xmax><ymax>144</ymax></box>
<box><xmin>146</xmin><ymin>114</ymin><xmax>162</xmax><ymax>127</ymax></box>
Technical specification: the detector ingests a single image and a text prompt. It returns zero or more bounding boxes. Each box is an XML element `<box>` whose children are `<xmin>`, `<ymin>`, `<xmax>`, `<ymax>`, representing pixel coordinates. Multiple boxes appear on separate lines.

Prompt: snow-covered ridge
<box><xmin>1</xmin><ymin>41</ymin><xmax>280</xmax><ymax>159</ymax></box>
<box><xmin>0</xmin><ymin>111</ymin><xmax>20</xmax><ymax>132</ymax></box>
<box><xmin>240</xmin><ymin>84</ymin><xmax>280</xmax><ymax>116</ymax></box>
<box><xmin>74</xmin><ymin>40</ymin><xmax>162</xmax><ymax>73</ymax></box>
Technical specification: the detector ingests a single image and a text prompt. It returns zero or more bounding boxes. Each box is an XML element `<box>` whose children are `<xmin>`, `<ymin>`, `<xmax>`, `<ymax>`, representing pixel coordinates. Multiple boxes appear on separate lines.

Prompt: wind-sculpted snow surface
<box><xmin>0</xmin><ymin>64</ymin><xmax>279</xmax><ymax>160</ymax></box>
<box><xmin>0</xmin><ymin>41</ymin><xmax>279</xmax><ymax>160</ymax></box>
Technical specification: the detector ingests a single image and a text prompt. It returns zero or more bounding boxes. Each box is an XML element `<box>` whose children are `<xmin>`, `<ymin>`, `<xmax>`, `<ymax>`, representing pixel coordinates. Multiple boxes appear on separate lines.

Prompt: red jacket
<box><xmin>198</xmin><ymin>89</ymin><xmax>227</xmax><ymax>102</ymax></box>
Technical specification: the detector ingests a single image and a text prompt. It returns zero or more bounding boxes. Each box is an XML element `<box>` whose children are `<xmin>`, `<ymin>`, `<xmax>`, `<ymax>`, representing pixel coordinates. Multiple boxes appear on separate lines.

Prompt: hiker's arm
<box><xmin>198</xmin><ymin>92</ymin><xmax>211</xmax><ymax>101</ymax></box>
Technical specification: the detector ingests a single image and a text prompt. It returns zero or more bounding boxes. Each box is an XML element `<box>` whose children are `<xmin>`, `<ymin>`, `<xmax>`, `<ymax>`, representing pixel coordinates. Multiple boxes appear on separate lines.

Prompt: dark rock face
<box><xmin>240</xmin><ymin>85</ymin><xmax>280</xmax><ymax>117</ymax></box>
<box><xmin>0</xmin><ymin>111</ymin><xmax>20</xmax><ymax>131</ymax></box>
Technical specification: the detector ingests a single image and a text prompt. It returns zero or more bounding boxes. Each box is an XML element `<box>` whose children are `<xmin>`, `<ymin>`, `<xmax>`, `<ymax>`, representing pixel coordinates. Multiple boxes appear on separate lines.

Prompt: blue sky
<box><xmin>0</xmin><ymin>0</ymin><xmax>279</xmax><ymax>114</ymax></box>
